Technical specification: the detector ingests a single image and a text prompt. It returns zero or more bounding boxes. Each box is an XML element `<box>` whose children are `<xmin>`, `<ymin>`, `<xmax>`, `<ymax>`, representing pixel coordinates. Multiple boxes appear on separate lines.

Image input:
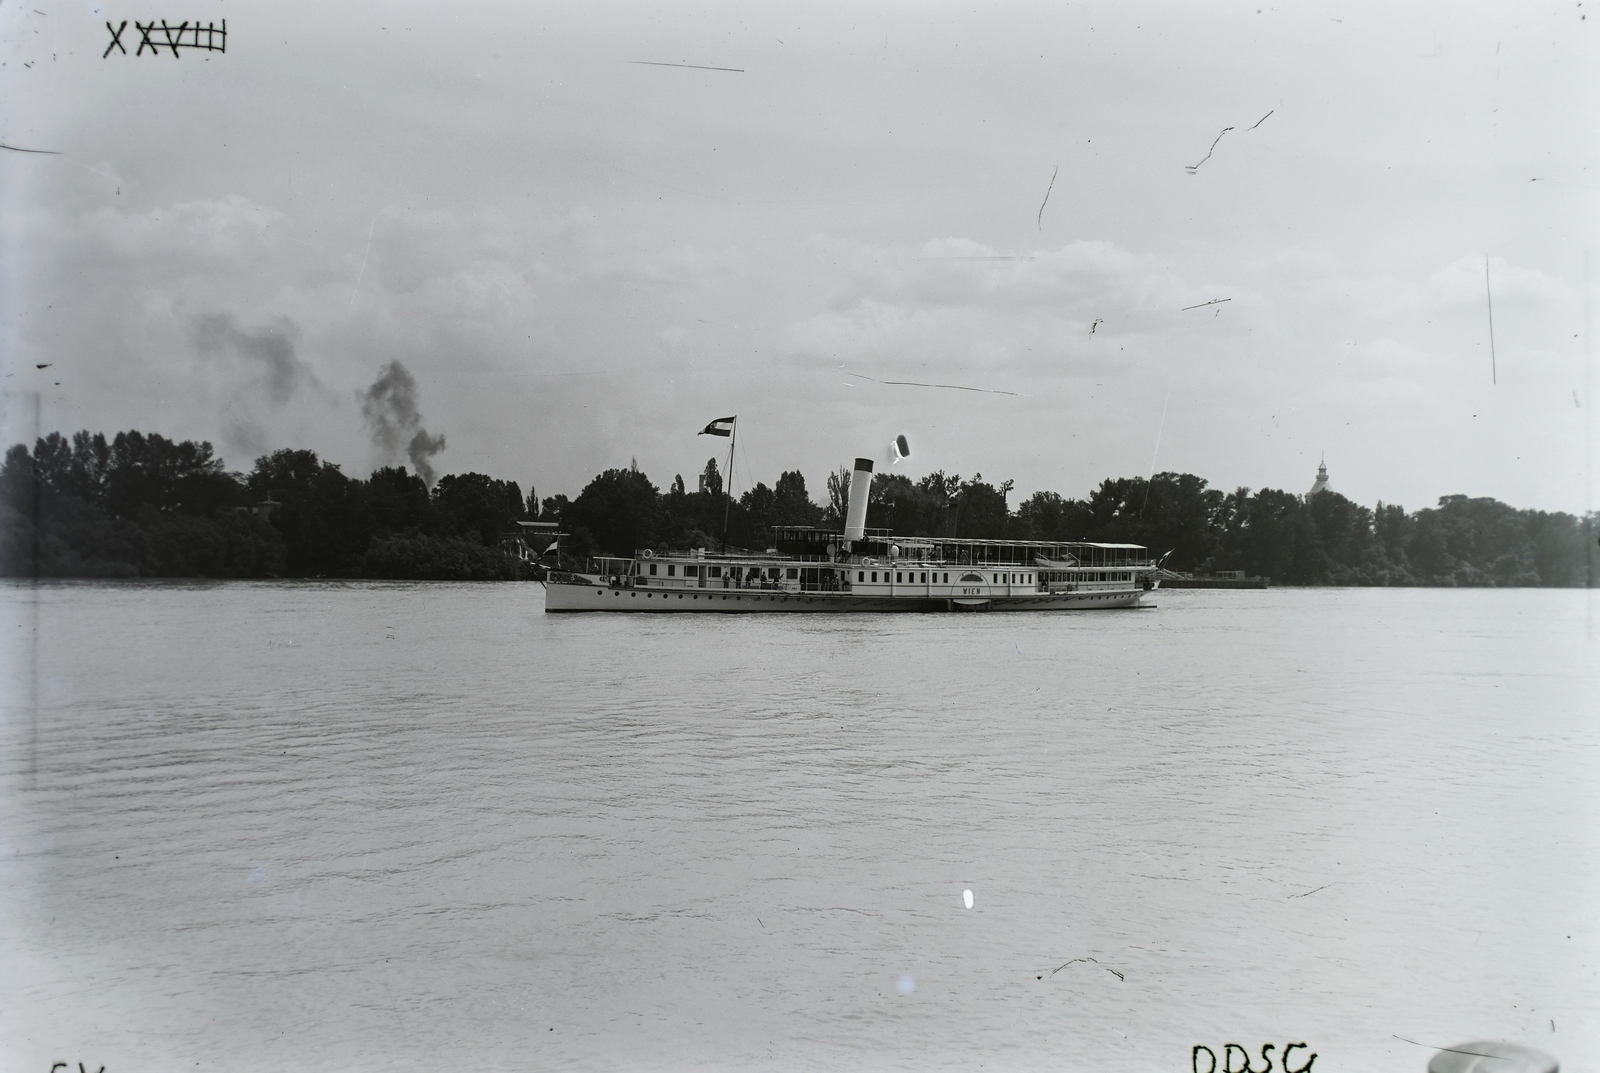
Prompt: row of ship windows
<box><xmin>854</xmin><ymin>571</ymin><xmax>1037</xmax><ymax>584</ymax></box>
<box><xmin>642</xmin><ymin>567</ymin><xmax>1031</xmax><ymax>584</ymax></box>
<box><xmin>858</xmin><ymin>571</ymin><xmax>1135</xmax><ymax>583</ymax></box>
<box><xmin>645</xmin><ymin>564</ymin><xmax>795</xmax><ymax>579</ymax></box>
<box><xmin>639</xmin><ymin>564</ymin><xmax>1132</xmax><ymax>583</ymax></box>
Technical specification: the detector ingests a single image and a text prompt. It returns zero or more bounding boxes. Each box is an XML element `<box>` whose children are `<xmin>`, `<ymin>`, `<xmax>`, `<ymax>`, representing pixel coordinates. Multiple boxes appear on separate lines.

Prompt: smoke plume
<box><xmin>361</xmin><ymin>360</ymin><xmax>447</xmax><ymax>486</ymax></box>
<box><xmin>193</xmin><ymin>314</ymin><xmax>309</xmax><ymax>404</ymax></box>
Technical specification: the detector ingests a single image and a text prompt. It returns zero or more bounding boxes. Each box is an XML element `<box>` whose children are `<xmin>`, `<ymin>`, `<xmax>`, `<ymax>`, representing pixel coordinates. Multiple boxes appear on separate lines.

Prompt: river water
<box><xmin>1</xmin><ymin>581</ymin><xmax>1595</xmax><ymax>1072</ymax></box>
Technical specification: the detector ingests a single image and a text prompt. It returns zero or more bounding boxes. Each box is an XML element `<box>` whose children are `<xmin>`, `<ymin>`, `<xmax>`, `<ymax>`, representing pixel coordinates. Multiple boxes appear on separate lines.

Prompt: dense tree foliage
<box><xmin>3</xmin><ymin>431</ymin><xmax>1593</xmax><ymax>585</ymax></box>
<box><xmin>432</xmin><ymin>473</ymin><xmax>527</xmax><ymax>545</ymax></box>
<box><xmin>564</xmin><ymin>458</ymin><xmax>1593</xmax><ymax>587</ymax></box>
<box><xmin>1</xmin><ymin>430</ymin><xmax>535</xmax><ymax>579</ymax></box>
<box><xmin>565</xmin><ymin>464</ymin><xmax>661</xmax><ymax>564</ymax></box>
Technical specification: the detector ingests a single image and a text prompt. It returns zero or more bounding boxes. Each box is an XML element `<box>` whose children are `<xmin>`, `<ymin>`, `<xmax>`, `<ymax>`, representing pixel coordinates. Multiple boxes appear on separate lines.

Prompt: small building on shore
<box><xmin>1157</xmin><ymin>568</ymin><xmax>1270</xmax><ymax>589</ymax></box>
<box><xmin>508</xmin><ymin>520</ymin><xmax>564</xmax><ymax>563</ymax></box>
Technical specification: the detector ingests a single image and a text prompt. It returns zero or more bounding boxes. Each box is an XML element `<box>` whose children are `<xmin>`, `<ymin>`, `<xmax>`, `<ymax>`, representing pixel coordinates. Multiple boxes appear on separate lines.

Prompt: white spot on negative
<box><xmin>897</xmin><ymin>975</ymin><xmax>916</xmax><ymax>995</ymax></box>
<box><xmin>963</xmin><ymin>889</ymin><xmax>974</xmax><ymax>909</ymax></box>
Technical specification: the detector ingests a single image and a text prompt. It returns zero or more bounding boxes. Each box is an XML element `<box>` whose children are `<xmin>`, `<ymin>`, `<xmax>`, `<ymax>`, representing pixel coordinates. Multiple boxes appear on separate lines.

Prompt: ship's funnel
<box><xmin>843</xmin><ymin>457</ymin><xmax>874</xmax><ymax>544</ymax></box>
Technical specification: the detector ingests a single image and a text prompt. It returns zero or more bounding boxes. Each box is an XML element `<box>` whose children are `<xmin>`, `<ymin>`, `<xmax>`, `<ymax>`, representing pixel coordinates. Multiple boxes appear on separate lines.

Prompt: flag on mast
<box><xmin>699</xmin><ymin>416</ymin><xmax>736</xmax><ymax>437</ymax></box>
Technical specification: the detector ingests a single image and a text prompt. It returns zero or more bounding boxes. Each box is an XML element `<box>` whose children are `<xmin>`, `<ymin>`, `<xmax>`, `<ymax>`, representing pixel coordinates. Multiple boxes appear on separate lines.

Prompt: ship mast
<box><xmin>721</xmin><ymin>417</ymin><xmax>737</xmax><ymax>553</ymax></box>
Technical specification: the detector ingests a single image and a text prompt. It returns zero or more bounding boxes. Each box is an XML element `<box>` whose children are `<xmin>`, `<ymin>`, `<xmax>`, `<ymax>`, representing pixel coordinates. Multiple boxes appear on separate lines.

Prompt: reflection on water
<box><xmin>2</xmin><ymin>581</ymin><xmax>1596</xmax><ymax>1071</ymax></box>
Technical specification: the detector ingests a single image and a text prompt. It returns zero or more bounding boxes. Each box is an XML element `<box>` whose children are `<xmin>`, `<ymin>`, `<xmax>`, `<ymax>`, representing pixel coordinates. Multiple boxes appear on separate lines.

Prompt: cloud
<box><xmin>779</xmin><ymin>237</ymin><xmax>1218</xmax><ymax>384</ymax></box>
<box><xmin>1425</xmin><ymin>256</ymin><xmax>1574</xmax><ymax>308</ymax></box>
<box><xmin>82</xmin><ymin>195</ymin><xmax>286</xmax><ymax>263</ymax></box>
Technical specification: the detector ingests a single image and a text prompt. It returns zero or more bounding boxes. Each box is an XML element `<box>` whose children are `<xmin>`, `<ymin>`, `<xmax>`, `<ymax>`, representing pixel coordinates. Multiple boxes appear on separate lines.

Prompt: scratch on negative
<box><xmin>1249</xmin><ymin>109</ymin><xmax>1274</xmax><ymax>130</ymax></box>
<box><xmin>349</xmin><ymin>216</ymin><xmax>378</xmax><ymax>309</ymax></box>
<box><xmin>845</xmin><ymin>370</ymin><xmax>1021</xmax><ymax>397</ymax></box>
<box><xmin>1391</xmin><ymin>1036</ymin><xmax>1510</xmax><ymax>1061</ymax></box>
<box><xmin>629</xmin><ymin>60</ymin><xmax>745</xmax><ymax>73</ymax></box>
<box><xmin>1185</xmin><ymin>127</ymin><xmax>1234</xmax><ymax>172</ymax></box>
<box><xmin>1051</xmin><ymin>957</ymin><xmax>1096</xmax><ymax>976</ymax></box>
<box><xmin>1037</xmin><ymin>165</ymin><xmax>1058</xmax><ymax>229</ymax></box>
<box><xmin>1289</xmin><ymin>883</ymin><xmax>1331</xmax><ymax>899</ymax></box>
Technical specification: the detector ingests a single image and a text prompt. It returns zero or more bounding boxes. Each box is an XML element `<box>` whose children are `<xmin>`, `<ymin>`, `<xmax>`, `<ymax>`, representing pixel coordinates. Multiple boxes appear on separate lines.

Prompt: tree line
<box><xmin>559</xmin><ymin>458</ymin><xmax>1595</xmax><ymax>588</ymax></box>
<box><xmin>2</xmin><ymin>429</ymin><xmax>1593</xmax><ymax>585</ymax></box>
<box><xmin>1</xmin><ymin>431</ymin><xmax>532</xmax><ymax>579</ymax></box>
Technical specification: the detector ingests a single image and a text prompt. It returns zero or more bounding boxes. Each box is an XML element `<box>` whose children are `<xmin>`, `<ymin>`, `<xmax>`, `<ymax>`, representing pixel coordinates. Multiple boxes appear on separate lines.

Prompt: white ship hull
<box><xmin>543</xmin><ymin>579</ymin><xmax>1152</xmax><ymax>613</ymax></box>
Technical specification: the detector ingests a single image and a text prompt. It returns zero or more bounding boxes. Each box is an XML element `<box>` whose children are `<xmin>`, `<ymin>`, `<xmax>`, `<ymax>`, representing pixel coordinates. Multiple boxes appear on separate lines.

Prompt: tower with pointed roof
<box><xmin>1308</xmin><ymin>456</ymin><xmax>1331</xmax><ymax>497</ymax></box>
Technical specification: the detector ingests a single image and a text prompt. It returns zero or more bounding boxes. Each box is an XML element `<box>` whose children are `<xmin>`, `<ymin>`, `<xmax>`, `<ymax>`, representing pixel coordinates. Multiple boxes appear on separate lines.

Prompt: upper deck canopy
<box><xmin>768</xmin><ymin>526</ymin><xmax>1150</xmax><ymax>566</ymax></box>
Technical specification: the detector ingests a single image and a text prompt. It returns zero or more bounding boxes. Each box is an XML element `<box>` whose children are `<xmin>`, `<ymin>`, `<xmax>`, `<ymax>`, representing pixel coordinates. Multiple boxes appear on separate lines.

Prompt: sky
<box><xmin>2</xmin><ymin>0</ymin><xmax>1596</xmax><ymax>514</ymax></box>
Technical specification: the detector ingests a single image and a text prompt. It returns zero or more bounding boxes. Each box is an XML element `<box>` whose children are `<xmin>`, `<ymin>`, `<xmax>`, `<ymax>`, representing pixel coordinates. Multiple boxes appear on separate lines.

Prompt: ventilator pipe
<box><xmin>843</xmin><ymin>457</ymin><xmax>874</xmax><ymax>545</ymax></box>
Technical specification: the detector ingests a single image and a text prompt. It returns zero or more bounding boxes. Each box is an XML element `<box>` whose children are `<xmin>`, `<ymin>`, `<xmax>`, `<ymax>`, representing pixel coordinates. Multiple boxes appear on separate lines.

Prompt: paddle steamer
<box><xmin>542</xmin><ymin>458</ymin><xmax>1157</xmax><ymax>613</ymax></box>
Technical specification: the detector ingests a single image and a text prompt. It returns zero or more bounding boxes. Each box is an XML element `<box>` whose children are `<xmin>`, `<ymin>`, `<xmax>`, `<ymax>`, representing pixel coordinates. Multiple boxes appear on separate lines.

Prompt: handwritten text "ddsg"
<box><xmin>1192</xmin><ymin>1042</ymin><xmax>1316</xmax><ymax>1073</ymax></box>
